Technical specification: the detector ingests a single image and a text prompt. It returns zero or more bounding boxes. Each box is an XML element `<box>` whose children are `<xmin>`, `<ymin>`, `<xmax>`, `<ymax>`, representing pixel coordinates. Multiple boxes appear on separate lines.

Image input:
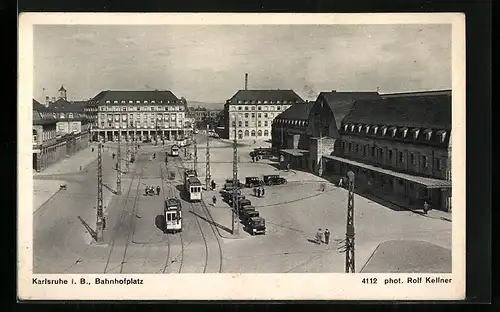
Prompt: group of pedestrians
<box><xmin>145</xmin><ymin>185</ymin><xmax>161</xmax><ymax>196</ymax></box>
<box><xmin>253</xmin><ymin>186</ymin><xmax>265</xmax><ymax>197</ymax></box>
<box><xmin>315</xmin><ymin>228</ymin><xmax>331</xmax><ymax>245</ymax></box>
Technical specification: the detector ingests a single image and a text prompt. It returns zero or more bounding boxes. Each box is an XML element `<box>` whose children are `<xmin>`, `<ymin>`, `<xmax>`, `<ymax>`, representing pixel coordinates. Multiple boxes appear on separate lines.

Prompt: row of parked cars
<box><xmin>220</xmin><ymin>183</ymin><xmax>266</xmax><ymax>235</ymax></box>
<box><xmin>221</xmin><ymin>175</ymin><xmax>287</xmax><ymax>190</ymax></box>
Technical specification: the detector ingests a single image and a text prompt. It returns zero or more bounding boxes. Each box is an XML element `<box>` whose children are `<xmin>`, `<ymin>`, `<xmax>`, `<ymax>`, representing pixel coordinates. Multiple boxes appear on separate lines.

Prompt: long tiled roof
<box><xmin>89</xmin><ymin>90</ymin><xmax>180</xmax><ymax>106</ymax></box>
<box><xmin>49</xmin><ymin>98</ymin><xmax>88</xmax><ymax>112</ymax></box>
<box><xmin>33</xmin><ymin>99</ymin><xmax>48</xmax><ymax>111</ymax></box>
<box><xmin>319</xmin><ymin>91</ymin><xmax>382</xmax><ymax>128</ymax></box>
<box><xmin>227</xmin><ymin>90</ymin><xmax>304</xmax><ymax>104</ymax></box>
<box><xmin>342</xmin><ymin>91</ymin><xmax>451</xmax><ymax>129</ymax></box>
<box><xmin>275</xmin><ymin>102</ymin><xmax>315</xmax><ymax>121</ymax></box>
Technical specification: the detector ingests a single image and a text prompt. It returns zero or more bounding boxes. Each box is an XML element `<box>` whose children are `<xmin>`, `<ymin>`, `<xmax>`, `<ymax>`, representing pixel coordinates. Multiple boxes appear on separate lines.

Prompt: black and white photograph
<box><xmin>18</xmin><ymin>13</ymin><xmax>466</xmax><ymax>300</ymax></box>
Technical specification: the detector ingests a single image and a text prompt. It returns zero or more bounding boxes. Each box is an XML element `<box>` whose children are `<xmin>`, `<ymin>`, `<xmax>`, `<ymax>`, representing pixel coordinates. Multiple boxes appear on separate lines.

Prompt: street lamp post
<box><xmin>345</xmin><ymin>171</ymin><xmax>355</xmax><ymax>273</ymax></box>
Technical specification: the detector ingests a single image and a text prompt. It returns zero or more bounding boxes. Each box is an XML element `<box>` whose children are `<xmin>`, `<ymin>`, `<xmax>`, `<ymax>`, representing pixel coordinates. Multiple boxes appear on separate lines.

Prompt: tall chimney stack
<box><xmin>245</xmin><ymin>73</ymin><xmax>248</xmax><ymax>90</ymax></box>
<box><xmin>45</xmin><ymin>96</ymin><xmax>50</xmax><ymax>107</ymax></box>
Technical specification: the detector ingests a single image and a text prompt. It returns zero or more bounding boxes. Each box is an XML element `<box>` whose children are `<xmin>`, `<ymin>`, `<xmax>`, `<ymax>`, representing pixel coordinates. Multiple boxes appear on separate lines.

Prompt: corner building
<box><xmin>223</xmin><ymin>90</ymin><xmax>304</xmax><ymax>140</ymax></box>
<box><xmin>88</xmin><ymin>90</ymin><xmax>190</xmax><ymax>142</ymax></box>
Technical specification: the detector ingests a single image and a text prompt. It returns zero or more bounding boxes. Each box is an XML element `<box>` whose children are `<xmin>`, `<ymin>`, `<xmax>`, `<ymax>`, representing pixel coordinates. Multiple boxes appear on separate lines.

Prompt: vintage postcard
<box><xmin>18</xmin><ymin>13</ymin><xmax>466</xmax><ymax>300</ymax></box>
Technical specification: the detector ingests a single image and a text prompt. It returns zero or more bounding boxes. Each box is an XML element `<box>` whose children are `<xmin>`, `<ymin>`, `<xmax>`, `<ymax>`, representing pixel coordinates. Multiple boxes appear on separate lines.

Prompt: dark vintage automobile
<box><xmin>239</xmin><ymin>205</ymin><xmax>256</xmax><ymax>217</ymax></box>
<box><xmin>236</xmin><ymin>198</ymin><xmax>252</xmax><ymax>209</ymax></box>
<box><xmin>248</xmin><ymin>216</ymin><xmax>266</xmax><ymax>235</ymax></box>
<box><xmin>242</xmin><ymin>210</ymin><xmax>260</xmax><ymax>224</ymax></box>
<box><xmin>263</xmin><ymin>175</ymin><xmax>287</xmax><ymax>186</ymax></box>
<box><xmin>245</xmin><ymin>177</ymin><xmax>263</xmax><ymax>188</ymax></box>
<box><xmin>227</xmin><ymin>194</ymin><xmax>246</xmax><ymax>205</ymax></box>
<box><xmin>223</xmin><ymin>179</ymin><xmax>244</xmax><ymax>189</ymax></box>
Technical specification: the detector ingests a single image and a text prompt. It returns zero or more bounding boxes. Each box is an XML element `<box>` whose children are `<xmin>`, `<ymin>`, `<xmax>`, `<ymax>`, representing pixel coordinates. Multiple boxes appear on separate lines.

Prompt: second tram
<box><xmin>185</xmin><ymin>176</ymin><xmax>202</xmax><ymax>202</ymax></box>
<box><xmin>170</xmin><ymin>144</ymin><xmax>179</xmax><ymax>157</ymax></box>
<box><xmin>164</xmin><ymin>198</ymin><xmax>182</xmax><ymax>233</ymax></box>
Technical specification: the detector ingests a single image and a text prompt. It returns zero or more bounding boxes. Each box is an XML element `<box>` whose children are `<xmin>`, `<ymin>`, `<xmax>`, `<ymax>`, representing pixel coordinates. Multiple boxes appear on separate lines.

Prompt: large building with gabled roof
<box><xmin>86</xmin><ymin>90</ymin><xmax>190</xmax><ymax>142</ymax></box>
<box><xmin>323</xmin><ymin>89</ymin><xmax>452</xmax><ymax>211</ymax></box>
<box><xmin>223</xmin><ymin>89</ymin><xmax>305</xmax><ymax>140</ymax></box>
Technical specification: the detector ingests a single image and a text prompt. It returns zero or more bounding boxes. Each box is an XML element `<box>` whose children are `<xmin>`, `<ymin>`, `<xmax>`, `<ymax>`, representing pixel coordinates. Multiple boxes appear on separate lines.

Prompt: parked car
<box><xmin>239</xmin><ymin>205</ymin><xmax>256</xmax><ymax>217</ymax></box>
<box><xmin>248</xmin><ymin>216</ymin><xmax>266</xmax><ymax>235</ymax></box>
<box><xmin>223</xmin><ymin>179</ymin><xmax>244</xmax><ymax>189</ymax></box>
<box><xmin>263</xmin><ymin>175</ymin><xmax>287</xmax><ymax>186</ymax></box>
<box><xmin>245</xmin><ymin>177</ymin><xmax>263</xmax><ymax>188</ymax></box>
<box><xmin>242</xmin><ymin>210</ymin><xmax>260</xmax><ymax>224</ymax></box>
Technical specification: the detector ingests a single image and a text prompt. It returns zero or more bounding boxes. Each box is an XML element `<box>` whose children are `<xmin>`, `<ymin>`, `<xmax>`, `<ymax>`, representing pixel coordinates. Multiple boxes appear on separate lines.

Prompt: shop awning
<box><xmin>323</xmin><ymin>155</ymin><xmax>451</xmax><ymax>189</ymax></box>
<box><xmin>281</xmin><ymin>149</ymin><xmax>309</xmax><ymax>156</ymax></box>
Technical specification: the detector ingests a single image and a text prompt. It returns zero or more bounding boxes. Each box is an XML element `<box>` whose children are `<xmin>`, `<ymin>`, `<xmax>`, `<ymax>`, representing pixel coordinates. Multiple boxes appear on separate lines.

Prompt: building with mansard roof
<box><xmin>86</xmin><ymin>90</ymin><xmax>191</xmax><ymax>142</ymax></box>
<box><xmin>273</xmin><ymin>90</ymin><xmax>381</xmax><ymax>172</ymax></box>
<box><xmin>322</xmin><ymin>90</ymin><xmax>452</xmax><ymax>211</ymax></box>
<box><xmin>223</xmin><ymin>89</ymin><xmax>304</xmax><ymax>140</ymax></box>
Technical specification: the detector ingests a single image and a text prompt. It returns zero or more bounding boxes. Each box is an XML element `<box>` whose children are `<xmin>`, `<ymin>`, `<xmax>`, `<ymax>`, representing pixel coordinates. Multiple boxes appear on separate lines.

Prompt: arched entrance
<box><xmin>244</xmin><ymin>130</ymin><xmax>249</xmax><ymax>137</ymax></box>
<box><xmin>257</xmin><ymin>130</ymin><xmax>262</xmax><ymax>137</ymax></box>
<box><xmin>238</xmin><ymin>130</ymin><xmax>243</xmax><ymax>139</ymax></box>
<box><xmin>251</xmin><ymin>130</ymin><xmax>256</xmax><ymax>137</ymax></box>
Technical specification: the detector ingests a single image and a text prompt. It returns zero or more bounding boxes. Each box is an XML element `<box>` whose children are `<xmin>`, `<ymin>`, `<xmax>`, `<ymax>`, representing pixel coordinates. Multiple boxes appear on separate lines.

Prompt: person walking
<box><xmin>338</xmin><ymin>177</ymin><xmax>343</xmax><ymax>188</ymax></box>
<box><xmin>211</xmin><ymin>180</ymin><xmax>216</xmax><ymax>190</ymax></box>
<box><xmin>316</xmin><ymin>229</ymin><xmax>323</xmax><ymax>244</ymax></box>
<box><xmin>253</xmin><ymin>187</ymin><xmax>257</xmax><ymax>197</ymax></box>
<box><xmin>423</xmin><ymin>201</ymin><xmax>429</xmax><ymax>215</ymax></box>
<box><xmin>287</xmin><ymin>163</ymin><xmax>291</xmax><ymax>172</ymax></box>
<box><xmin>112</xmin><ymin>153</ymin><xmax>115</xmax><ymax>159</ymax></box>
<box><xmin>212</xmin><ymin>195</ymin><xmax>217</xmax><ymax>206</ymax></box>
<box><xmin>156</xmin><ymin>185</ymin><xmax>161</xmax><ymax>195</ymax></box>
<box><xmin>92</xmin><ymin>147</ymin><xmax>94</xmax><ymax>152</ymax></box>
<box><xmin>324</xmin><ymin>229</ymin><xmax>330</xmax><ymax>244</ymax></box>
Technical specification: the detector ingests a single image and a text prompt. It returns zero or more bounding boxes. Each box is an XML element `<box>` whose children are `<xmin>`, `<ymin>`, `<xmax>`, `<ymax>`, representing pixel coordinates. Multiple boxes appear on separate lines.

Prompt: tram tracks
<box><xmin>103</xmin><ymin>166</ymin><xmax>143</xmax><ymax>274</ymax></box>
<box><xmin>159</xmin><ymin>163</ymin><xmax>184</xmax><ymax>274</ymax></box>
<box><xmin>175</xmin><ymin>156</ymin><xmax>224</xmax><ymax>273</ymax></box>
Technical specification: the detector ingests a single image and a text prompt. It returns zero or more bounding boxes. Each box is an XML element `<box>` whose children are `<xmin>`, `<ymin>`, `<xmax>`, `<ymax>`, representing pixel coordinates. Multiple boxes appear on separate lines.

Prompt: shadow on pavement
<box><xmin>154</xmin><ymin>214</ymin><xmax>165</xmax><ymax>232</ymax></box>
<box><xmin>77</xmin><ymin>216</ymin><xmax>97</xmax><ymax>241</ymax></box>
<box><xmin>189</xmin><ymin>210</ymin><xmax>232</xmax><ymax>235</ymax></box>
<box><xmin>307</xmin><ymin>238</ymin><xmax>321</xmax><ymax>245</ymax></box>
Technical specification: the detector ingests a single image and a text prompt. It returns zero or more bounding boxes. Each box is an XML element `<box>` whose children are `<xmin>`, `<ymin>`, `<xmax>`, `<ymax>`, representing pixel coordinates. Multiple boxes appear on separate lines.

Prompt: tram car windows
<box><xmin>186</xmin><ymin>177</ymin><xmax>202</xmax><ymax>202</ymax></box>
<box><xmin>164</xmin><ymin>197</ymin><xmax>182</xmax><ymax>233</ymax></box>
<box><xmin>170</xmin><ymin>145</ymin><xmax>180</xmax><ymax>157</ymax></box>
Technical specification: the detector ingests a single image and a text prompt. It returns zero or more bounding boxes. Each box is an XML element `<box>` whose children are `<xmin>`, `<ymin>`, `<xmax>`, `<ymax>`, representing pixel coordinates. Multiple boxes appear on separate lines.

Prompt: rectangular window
<box><xmin>410</xmin><ymin>153</ymin><xmax>415</xmax><ymax>165</ymax></box>
<box><xmin>238</xmin><ymin>121</ymin><xmax>242</xmax><ymax>127</ymax></box>
<box><xmin>341</xmin><ymin>142</ymin><xmax>345</xmax><ymax>150</ymax></box>
<box><xmin>232</xmin><ymin>121</ymin><xmax>236</xmax><ymax>127</ymax></box>
<box><xmin>422</xmin><ymin>155</ymin><xmax>428</xmax><ymax>168</ymax></box>
<box><xmin>264</xmin><ymin>121</ymin><xmax>268</xmax><ymax>126</ymax></box>
<box><xmin>251</xmin><ymin>113</ymin><xmax>255</xmax><ymax>118</ymax></box>
<box><xmin>258</xmin><ymin>106</ymin><xmax>262</xmax><ymax>111</ymax></box>
<box><xmin>245</xmin><ymin>106</ymin><xmax>249</xmax><ymax>111</ymax></box>
<box><xmin>348</xmin><ymin>143</ymin><xmax>352</xmax><ymax>152</ymax></box>
<box><xmin>264</xmin><ymin>113</ymin><xmax>268</xmax><ymax>118</ymax></box>
<box><xmin>245</xmin><ymin>121</ymin><xmax>249</xmax><ymax>127</ymax></box>
<box><xmin>238</xmin><ymin>106</ymin><xmax>242</xmax><ymax>111</ymax></box>
<box><xmin>258</xmin><ymin>113</ymin><xmax>261</xmax><ymax>118</ymax></box>
<box><xmin>355</xmin><ymin>144</ymin><xmax>359</xmax><ymax>154</ymax></box>
<box><xmin>371</xmin><ymin>147</ymin><xmax>375</xmax><ymax>156</ymax></box>
<box><xmin>245</xmin><ymin>113</ymin><xmax>249</xmax><ymax>118</ymax></box>
<box><xmin>399</xmin><ymin>152</ymin><xmax>404</xmax><ymax>163</ymax></box>
<box><xmin>258</xmin><ymin>121</ymin><xmax>262</xmax><ymax>127</ymax></box>
<box><xmin>436</xmin><ymin>158</ymin><xmax>441</xmax><ymax>170</ymax></box>
<box><xmin>363</xmin><ymin>145</ymin><xmax>367</xmax><ymax>156</ymax></box>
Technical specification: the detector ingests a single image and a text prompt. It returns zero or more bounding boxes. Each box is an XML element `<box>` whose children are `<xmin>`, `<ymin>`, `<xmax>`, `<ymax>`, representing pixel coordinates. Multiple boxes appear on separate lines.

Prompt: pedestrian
<box><xmin>115</xmin><ymin>163</ymin><xmax>118</xmax><ymax>170</ymax></box>
<box><xmin>112</xmin><ymin>153</ymin><xmax>115</xmax><ymax>159</ymax></box>
<box><xmin>79</xmin><ymin>166</ymin><xmax>82</xmax><ymax>171</ymax></box>
<box><xmin>212</xmin><ymin>195</ymin><xmax>217</xmax><ymax>206</ymax></box>
<box><xmin>287</xmin><ymin>163</ymin><xmax>291</xmax><ymax>171</ymax></box>
<box><xmin>257</xmin><ymin>188</ymin><xmax>261</xmax><ymax>198</ymax></box>
<box><xmin>253</xmin><ymin>187</ymin><xmax>257</xmax><ymax>197</ymax></box>
<box><xmin>157</xmin><ymin>186</ymin><xmax>161</xmax><ymax>195</ymax></box>
<box><xmin>92</xmin><ymin>147</ymin><xmax>94</xmax><ymax>152</ymax></box>
<box><xmin>338</xmin><ymin>177</ymin><xmax>343</xmax><ymax>188</ymax></box>
<box><xmin>324</xmin><ymin>229</ymin><xmax>330</xmax><ymax>244</ymax></box>
<box><xmin>423</xmin><ymin>201</ymin><xmax>429</xmax><ymax>215</ymax></box>
<box><xmin>316</xmin><ymin>229</ymin><xmax>323</xmax><ymax>244</ymax></box>
<box><xmin>261</xmin><ymin>187</ymin><xmax>265</xmax><ymax>197</ymax></box>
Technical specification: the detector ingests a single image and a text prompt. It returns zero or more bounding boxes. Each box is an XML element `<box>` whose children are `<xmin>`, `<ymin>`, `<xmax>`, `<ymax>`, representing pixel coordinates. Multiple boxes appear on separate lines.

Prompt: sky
<box><xmin>33</xmin><ymin>24</ymin><xmax>451</xmax><ymax>104</ymax></box>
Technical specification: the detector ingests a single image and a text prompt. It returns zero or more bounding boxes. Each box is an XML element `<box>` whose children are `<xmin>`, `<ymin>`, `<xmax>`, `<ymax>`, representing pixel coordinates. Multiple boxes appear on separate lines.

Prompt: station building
<box><xmin>223</xmin><ymin>89</ymin><xmax>304</xmax><ymax>140</ymax></box>
<box><xmin>86</xmin><ymin>90</ymin><xmax>191</xmax><ymax>142</ymax></box>
<box><xmin>323</xmin><ymin>90</ymin><xmax>452</xmax><ymax>211</ymax></box>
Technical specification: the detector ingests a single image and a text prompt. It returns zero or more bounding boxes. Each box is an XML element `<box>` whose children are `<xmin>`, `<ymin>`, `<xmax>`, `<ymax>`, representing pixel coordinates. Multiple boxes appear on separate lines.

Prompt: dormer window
<box><xmin>401</xmin><ymin>127</ymin><xmax>408</xmax><ymax>138</ymax></box>
<box><xmin>390</xmin><ymin>127</ymin><xmax>397</xmax><ymax>137</ymax></box>
<box><xmin>358</xmin><ymin>125</ymin><xmax>362</xmax><ymax>132</ymax></box>
<box><xmin>365</xmin><ymin>125</ymin><xmax>370</xmax><ymax>134</ymax></box>
<box><xmin>106</xmin><ymin>100</ymin><xmax>110</xmax><ymax>103</ymax></box>
<box><xmin>372</xmin><ymin>126</ymin><xmax>379</xmax><ymax>135</ymax></box>
<box><xmin>381</xmin><ymin>126</ymin><xmax>387</xmax><ymax>136</ymax></box>
<box><xmin>412</xmin><ymin>128</ymin><xmax>420</xmax><ymax>139</ymax></box>
<box><xmin>343</xmin><ymin>124</ymin><xmax>348</xmax><ymax>131</ymax></box>
<box><xmin>350</xmin><ymin>124</ymin><xmax>355</xmax><ymax>132</ymax></box>
<box><xmin>68</xmin><ymin>113</ymin><xmax>74</xmax><ymax>119</ymax></box>
<box><xmin>276</xmin><ymin>101</ymin><xmax>281</xmax><ymax>104</ymax></box>
<box><xmin>136</xmin><ymin>100</ymin><xmax>140</xmax><ymax>103</ymax></box>
<box><xmin>113</xmin><ymin>100</ymin><xmax>118</xmax><ymax>103</ymax></box>
<box><xmin>152</xmin><ymin>100</ymin><xmax>156</xmax><ymax>103</ymax></box>
<box><xmin>438</xmin><ymin>130</ymin><xmax>447</xmax><ymax>143</ymax></box>
<box><xmin>424</xmin><ymin>129</ymin><xmax>433</xmax><ymax>140</ymax></box>
<box><xmin>129</xmin><ymin>100</ymin><xmax>133</xmax><ymax>103</ymax></box>
<box><xmin>60</xmin><ymin>113</ymin><xmax>65</xmax><ymax>118</ymax></box>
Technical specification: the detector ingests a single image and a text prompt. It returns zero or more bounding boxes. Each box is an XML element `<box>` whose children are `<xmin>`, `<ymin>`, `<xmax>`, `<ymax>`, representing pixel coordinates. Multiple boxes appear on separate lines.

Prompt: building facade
<box><xmin>274</xmin><ymin>91</ymin><xmax>381</xmax><ymax>173</ymax></box>
<box><xmin>223</xmin><ymin>90</ymin><xmax>304</xmax><ymax>140</ymax></box>
<box><xmin>323</xmin><ymin>90</ymin><xmax>452</xmax><ymax>211</ymax></box>
<box><xmin>32</xmin><ymin>99</ymin><xmax>90</xmax><ymax>172</ymax></box>
<box><xmin>87</xmin><ymin>90</ymin><xmax>191</xmax><ymax>142</ymax></box>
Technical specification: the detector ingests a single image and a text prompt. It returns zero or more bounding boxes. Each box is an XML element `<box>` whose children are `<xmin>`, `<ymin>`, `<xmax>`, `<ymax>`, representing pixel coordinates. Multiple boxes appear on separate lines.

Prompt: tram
<box><xmin>183</xmin><ymin>169</ymin><xmax>197</xmax><ymax>185</ymax></box>
<box><xmin>164</xmin><ymin>198</ymin><xmax>182</xmax><ymax>233</ymax></box>
<box><xmin>186</xmin><ymin>176</ymin><xmax>202</xmax><ymax>202</ymax></box>
<box><xmin>170</xmin><ymin>144</ymin><xmax>179</xmax><ymax>157</ymax></box>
